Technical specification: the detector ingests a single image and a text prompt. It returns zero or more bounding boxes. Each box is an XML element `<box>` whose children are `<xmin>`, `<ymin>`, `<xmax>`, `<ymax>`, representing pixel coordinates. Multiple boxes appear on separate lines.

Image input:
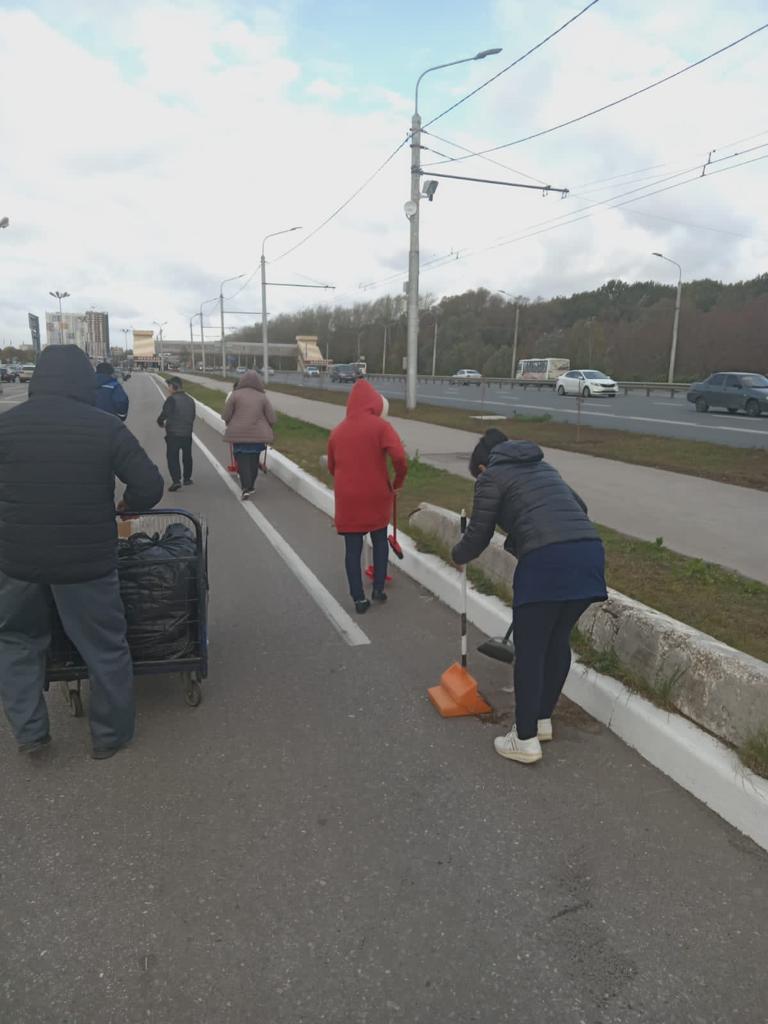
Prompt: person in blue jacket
<box><xmin>452</xmin><ymin>428</ymin><xmax>607</xmax><ymax>766</ymax></box>
<box><xmin>94</xmin><ymin>362</ymin><xmax>129</xmax><ymax>420</ymax></box>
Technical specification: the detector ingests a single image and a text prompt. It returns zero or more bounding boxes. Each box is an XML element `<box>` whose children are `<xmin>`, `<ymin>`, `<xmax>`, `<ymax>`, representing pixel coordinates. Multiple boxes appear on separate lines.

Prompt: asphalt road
<box><xmin>271</xmin><ymin>372</ymin><xmax>768</xmax><ymax>449</ymax></box>
<box><xmin>1</xmin><ymin>373</ymin><xmax>767</xmax><ymax>1024</ymax></box>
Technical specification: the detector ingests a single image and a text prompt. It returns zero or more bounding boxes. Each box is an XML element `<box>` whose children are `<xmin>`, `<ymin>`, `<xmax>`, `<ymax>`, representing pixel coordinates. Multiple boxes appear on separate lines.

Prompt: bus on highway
<box><xmin>516</xmin><ymin>357</ymin><xmax>570</xmax><ymax>381</ymax></box>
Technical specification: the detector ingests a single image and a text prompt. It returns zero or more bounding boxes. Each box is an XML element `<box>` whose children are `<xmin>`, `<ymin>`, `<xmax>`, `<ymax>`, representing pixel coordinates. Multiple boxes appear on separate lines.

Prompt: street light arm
<box><xmin>415</xmin><ymin>48</ymin><xmax>501</xmax><ymax>114</ymax></box>
<box><xmin>652</xmin><ymin>252</ymin><xmax>682</xmax><ymax>281</ymax></box>
<box><xmin>261</xmin><ymin>226</ymin><xmax>302</xmax><ymax>258</ymax></box>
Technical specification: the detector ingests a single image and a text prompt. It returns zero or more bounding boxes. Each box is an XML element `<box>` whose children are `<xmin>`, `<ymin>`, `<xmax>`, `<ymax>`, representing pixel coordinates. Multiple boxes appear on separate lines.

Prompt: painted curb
<box><xmin>187</xmin><ymin>389</ymin><xmax>768</xmax><ymax>851</ymax></box>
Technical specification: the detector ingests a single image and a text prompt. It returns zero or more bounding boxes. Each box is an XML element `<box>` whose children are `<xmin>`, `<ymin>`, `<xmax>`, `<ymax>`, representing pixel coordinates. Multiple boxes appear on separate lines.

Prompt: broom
<box><xmin>477</xmin><ymin>618</ymin><xmax>515</xmax><ymax>663</ymax></box>
<box><xmin>388</xmin><ymin>493</ymin><xmax>404</xmax><ymax>559</ymax></box>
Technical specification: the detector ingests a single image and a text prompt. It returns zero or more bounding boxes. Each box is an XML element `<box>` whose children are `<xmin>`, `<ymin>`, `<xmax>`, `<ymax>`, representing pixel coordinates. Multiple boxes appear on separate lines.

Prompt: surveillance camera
<box><xmin>422</xmin><ymin>180</ymin><xmax>439</xmax><ymax>202</ymax></box>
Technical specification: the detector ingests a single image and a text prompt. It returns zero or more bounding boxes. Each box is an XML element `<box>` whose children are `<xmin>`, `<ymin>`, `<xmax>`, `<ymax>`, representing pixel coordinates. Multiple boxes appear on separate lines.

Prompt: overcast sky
<box><xmin>1</xmin><ymin>0</ymin><xmax>766</xmax><ymax>347</ymax></box>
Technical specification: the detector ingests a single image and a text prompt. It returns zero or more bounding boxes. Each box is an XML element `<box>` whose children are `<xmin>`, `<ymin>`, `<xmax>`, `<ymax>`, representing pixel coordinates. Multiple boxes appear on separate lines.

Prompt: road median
<box><xmin>182</xmin><ymin>375</ymin><xmax>768</xmax><ymax>850</ymax></box>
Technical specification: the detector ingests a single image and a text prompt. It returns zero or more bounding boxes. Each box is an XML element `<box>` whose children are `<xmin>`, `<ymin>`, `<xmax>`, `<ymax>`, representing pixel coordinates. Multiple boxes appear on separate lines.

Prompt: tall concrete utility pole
<box><xmin>405</xmin><ymin>48</ymin><xmax>501</xmax><ymax>410</ymax></box>
<box><xmin>260</xmin><ymin>227</ymin><xmax>301</xmax><ymax>377</ymax></box>
<box><xmin>653</xmin><ymin>252</ymin><xmax>683</xmax><ymax>383</ymax></box>
<box><xmin>219</xmin><ymin>274</ymin><xmax>245</xmax><ymax>376</ymax></box>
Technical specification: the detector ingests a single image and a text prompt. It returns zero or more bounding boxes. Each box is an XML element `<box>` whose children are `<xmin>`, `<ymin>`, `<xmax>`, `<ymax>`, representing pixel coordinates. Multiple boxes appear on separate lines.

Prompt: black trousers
<box><xmin>166</xmin><ymin>435</ymin><xmax>193</xmax><ymax>484</ymax></box>
<box><xmin>343</xmin><ymin>529</ymin><xmax>389</xmax><ymax>601</ymax></box>
<box><xmin>237</xmin><ymin>453</ymin><xmax>262</xmax><ymax>492</ymax></box>
<box><xmin>512</xmin><ymin>599</ymin><xmax>593</xmax><ymax>740</ymax></box>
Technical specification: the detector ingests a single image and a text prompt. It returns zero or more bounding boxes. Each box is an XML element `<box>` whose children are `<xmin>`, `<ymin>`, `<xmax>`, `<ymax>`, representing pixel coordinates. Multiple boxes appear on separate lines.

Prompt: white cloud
<box><xmin>306</xmin><ymin>78</ymin><xmax>345</xmax><ymax>100</ymax></box>
<box><xmin>1</xmin><ymin>1</ymin><xmax>767</xmax><ymax>349</ymax></box>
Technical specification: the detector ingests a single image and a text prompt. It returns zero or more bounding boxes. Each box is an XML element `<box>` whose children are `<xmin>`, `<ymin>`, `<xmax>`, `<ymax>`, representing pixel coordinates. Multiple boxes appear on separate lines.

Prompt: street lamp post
<box><xmin>199</xmin><ymin>296</ymin><xmax>218</xmax><ymax>373</ymax></box>
<box><xmin>498</xmin><ymin>290</ymin><xmax>520</xmax><ymax>379</ymax></box>
<box><xmin>260</xmin><ymin>227</ymin><xmax>302</xmax><ymax>377</ymax></box>
<box><xmin>189</xmin><ymin>314</ymin><xmax>200</xmax><ymax>368</ymax></box>
<box><xmin>121</xmin><ymin>327</ymin><xmax>132</xmax><ymax>359</ymax></box>
<box><xmin>219</xmin><ymin>274</ymin><xmax>245</xmax><ymax>376</ymax></box>
<box><xmin>652</xmin><ymin>252</ymin><xmax>682</xmax><ymax>383</ymax></box>
<box><xmin>405</xmin><ymin>47</ymin><xmax>501</xmax><ymax>410</ymax></box>
<box><xmin>49</xmin><ymin>290</ymin><xmax>70</xmax><ymax>345</ymax></box>
<box><xmin>153</xmin><ymin>321</ymin><xmax>168</xmax><ymax>371</ymax></box>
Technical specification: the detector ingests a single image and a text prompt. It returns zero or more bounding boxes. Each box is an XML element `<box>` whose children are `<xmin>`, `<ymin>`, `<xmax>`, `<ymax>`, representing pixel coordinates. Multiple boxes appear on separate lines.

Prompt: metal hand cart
<box><xmin>45</xmin><ymin>509</ymin><xmax>208</xmax><ymax>715</ymax></box>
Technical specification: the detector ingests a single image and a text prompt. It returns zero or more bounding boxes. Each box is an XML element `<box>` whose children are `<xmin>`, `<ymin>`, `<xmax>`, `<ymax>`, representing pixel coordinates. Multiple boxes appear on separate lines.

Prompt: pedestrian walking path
<box><xmin>182</xmin><ymin>374</ymin><xmax>768</xmax><ymax>584</ymax></box>
<box><xmin>1</xmin><ymin>373</ymin><xmax>767</xmax><ymax>1023</ymax></box>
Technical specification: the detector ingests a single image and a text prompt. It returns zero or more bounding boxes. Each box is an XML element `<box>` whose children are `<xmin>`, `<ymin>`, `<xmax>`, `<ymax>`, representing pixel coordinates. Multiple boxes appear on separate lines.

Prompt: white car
<box><xmin>450</xmin><ymin>368</ymin><xmax>482</xmax><ymax>386</ymax></box>
<box><xmin>556</xmin><ymin>369</ymin><xmax>618</xmax><ymax>398</ymax></box>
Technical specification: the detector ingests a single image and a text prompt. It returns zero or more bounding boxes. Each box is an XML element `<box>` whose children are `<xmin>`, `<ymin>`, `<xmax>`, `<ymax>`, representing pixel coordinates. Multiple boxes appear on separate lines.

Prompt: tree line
<box><xmin>224</xmin><ymin>272</ymin><xmax>768</xmax><ymax>381</ymax></box>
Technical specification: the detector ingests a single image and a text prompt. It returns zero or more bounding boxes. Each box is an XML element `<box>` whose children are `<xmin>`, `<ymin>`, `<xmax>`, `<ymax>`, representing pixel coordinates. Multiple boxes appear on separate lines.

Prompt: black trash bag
<box><xmin>117</xmin><ymin>523</ymin><xmax>198</xmax><ymax>663</ymax></box>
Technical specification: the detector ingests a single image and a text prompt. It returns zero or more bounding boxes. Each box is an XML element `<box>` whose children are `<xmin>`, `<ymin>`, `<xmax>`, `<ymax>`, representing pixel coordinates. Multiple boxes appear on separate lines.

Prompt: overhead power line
<box><xmin>422</xmin><ymin>0</ymin><xmax>601</xmax><ymax>130</ymax></box>
<box><xmin>270</xmin><ymin>137</ymin><xmax>409</xmax><ymax>265</ymax></box>
<box><xmin>426</xmin><ymin>22</ymin><xmax>768</xmax><ymax>163</ymax></box>
<box><xmin>358</xmin><ymin>143</ymin><xmax>768</xmax><ymax>293</ymax></box>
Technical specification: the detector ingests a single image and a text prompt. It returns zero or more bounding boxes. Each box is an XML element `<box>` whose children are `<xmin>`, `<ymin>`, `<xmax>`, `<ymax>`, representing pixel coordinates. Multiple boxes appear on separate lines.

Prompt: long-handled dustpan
<box><xmin>477</xmin><ymin>618</ymin><xmax>515</xmax><ymax>664</ymax></box>
<box><xmin>428</xmin><ymin>510</ymin><xmax>492</xmax><ymax>718</ymax></box>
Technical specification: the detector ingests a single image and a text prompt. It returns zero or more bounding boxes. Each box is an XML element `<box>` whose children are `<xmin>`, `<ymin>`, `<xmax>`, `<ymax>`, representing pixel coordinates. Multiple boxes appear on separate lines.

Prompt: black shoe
<box><xmin>18</xmin><ymin>734</ymin><xmax>51</xmax><ymax>755</ymax></box>
<box><xmin>355</xmin><ymin>599</ymin><xmax>370</xmax><ymax>614</ymax></box>
<box><xmin>372</xmin><ymin>589</ymin><xmax>388</xmax><ymax>603</ymax></box>
<box><xmin>91</xmin><ymin>744</ymin><xmax>125</xmax><ymax>761</ymax></box>
<box><xmin>183</xmin><ymin>479</ymin><xmax>193</xmax><ymax>486</ymax></box>
<box><xmin>241</xmin><ymin>489</ymin><xmax>253</xmax><ymax>500</ymax></box>
<box><xmin>169</xmin><ymin>482</ymin><xmax>182</xmax><ymax>492</ymax></box>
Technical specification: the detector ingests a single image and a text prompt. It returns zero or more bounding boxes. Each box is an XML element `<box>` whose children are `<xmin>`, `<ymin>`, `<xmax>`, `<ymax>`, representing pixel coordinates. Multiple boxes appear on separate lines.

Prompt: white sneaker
<box><xmin>537</xmin><ymin>718</ymin><xmax>553</xmax><ymax>742</ymax></box>
<box><xmin>494</xmin><ymin>727</ymin><xmax>542</xmax><ymax>764</ymax></box>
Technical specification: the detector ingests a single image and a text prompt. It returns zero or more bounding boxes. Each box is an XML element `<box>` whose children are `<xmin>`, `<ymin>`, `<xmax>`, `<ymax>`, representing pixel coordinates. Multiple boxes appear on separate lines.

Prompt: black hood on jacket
<box><xmin>29</xmin><ymin>345</ymin><xmax>96</xmax><ymax>404</ymax></box>
<box><xmin>488</xmin><ymin>440</ymin><xmax>544</xmax><ymax>466</ymax></box>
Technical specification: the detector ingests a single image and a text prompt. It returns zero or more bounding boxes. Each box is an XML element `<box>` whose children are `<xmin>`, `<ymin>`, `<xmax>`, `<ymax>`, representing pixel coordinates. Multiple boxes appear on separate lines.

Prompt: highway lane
<box><xmin>272</xmin><ymin>372</ymin><xmax>768</xmax><ymax>448</ymax></box>
<box><xmin>1</xmin><ymin>373</ymin><xmax>767</xmax><ymax>1023</ymax></box>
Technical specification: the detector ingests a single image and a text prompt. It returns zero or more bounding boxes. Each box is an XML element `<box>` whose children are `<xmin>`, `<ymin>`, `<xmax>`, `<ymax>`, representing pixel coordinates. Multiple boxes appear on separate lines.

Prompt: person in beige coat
<box><xmin>222</xmin><ymin>371</ymin><xmax>276</xmax><ymax>499</ymax></box>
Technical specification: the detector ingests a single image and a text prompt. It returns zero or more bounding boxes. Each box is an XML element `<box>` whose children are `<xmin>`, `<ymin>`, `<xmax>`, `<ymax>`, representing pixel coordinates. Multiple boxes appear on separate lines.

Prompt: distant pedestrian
<box><xmin>94</xmin><ymin>362</ymin><xmax>129</xmax><ymax>420</ymax></box>
<box><xmin>327</xmin><ymin>380</ymin><xmax>408</xmax><ymax>613</ymax></box>
<box><xmin>0</xmin><ymin>346</ymin><xmax>163</xmax><ymax>759</ymax></box>
<box><xmin>157</xmin><ymin>376</ymin><xmax>196</xmax><ymax>492</ymax></box>
<box><xmin>222</xmin><ymin>370</ymin><xmax>276</xmax><ymax>500</ymax></box>
<box><xmin>452</xmin><ymin>428</ymin><xmax>607</xmax><ymax>765</ymax></box>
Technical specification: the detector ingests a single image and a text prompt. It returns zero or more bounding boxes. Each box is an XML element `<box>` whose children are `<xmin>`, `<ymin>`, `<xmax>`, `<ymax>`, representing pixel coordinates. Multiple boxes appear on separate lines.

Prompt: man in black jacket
<box><xmin>0</xmin><ymin>346</ymin><xmax>164</xmax><ymax>759</ymax></box>
<box><xmin>157</xmin><ymin>377</ymin><xmax>196</xmax><ymax>492</ymax></box>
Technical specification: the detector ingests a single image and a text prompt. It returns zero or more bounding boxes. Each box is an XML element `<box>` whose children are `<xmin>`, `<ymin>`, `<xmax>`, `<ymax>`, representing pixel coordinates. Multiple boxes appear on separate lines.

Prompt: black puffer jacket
<box><xmin>0</xmin><ymin>346</ymin><xmax>164</xmax><ymax>584</ymax></box>
<box><xmin>452</xmin><ymin>440</ymin><xmax>598</xmax><ymax>565</ymax></box>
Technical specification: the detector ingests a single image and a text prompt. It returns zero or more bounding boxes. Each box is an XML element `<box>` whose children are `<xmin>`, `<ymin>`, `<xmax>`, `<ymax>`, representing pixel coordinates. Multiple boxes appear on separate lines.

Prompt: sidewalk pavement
<box><xmin>180</xmin><ymin>374</ymin><xmax>768</xmax><ymax>584</ymax></box>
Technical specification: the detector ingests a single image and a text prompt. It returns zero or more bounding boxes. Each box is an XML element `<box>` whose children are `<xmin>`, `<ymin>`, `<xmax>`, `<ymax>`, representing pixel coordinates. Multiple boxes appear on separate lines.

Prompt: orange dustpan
<box><xmin>428</xmin><ymin>510</ymin><xmax>491</xmax><ymax>718</ymax></box>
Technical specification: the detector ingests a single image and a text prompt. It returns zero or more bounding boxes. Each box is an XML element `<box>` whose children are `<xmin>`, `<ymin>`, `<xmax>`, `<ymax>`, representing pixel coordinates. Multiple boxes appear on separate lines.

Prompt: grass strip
<box><xmin>185</xmin><ymin>377</ymin><xmax>768</xmax><ymax>778</ymax></box>
<box><xmin>268</xmin><ymin>380</ymin><xmax>768</xmax><ymax>492</ymax></box>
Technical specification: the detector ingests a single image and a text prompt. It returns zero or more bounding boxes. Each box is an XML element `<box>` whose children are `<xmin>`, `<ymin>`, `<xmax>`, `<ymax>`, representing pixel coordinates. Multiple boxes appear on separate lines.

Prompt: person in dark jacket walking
<box><xmin>0</xmin><ymin>345</ymin><xmax>164</xmax><ymax>759</ymax></box>
<box><xmin>452</xmin><ymin>429</ymin><xmax>607</xmax><ymax>765</ymax></box>
<box><xmin>157</xmin><ymin>376</ymin><xmax>196</xmax><ymax>492</ymax></box>
<box><xmin>94</xmin><ymin>362</ymin><xmax>129</xmax><ymax>420</ymax></box>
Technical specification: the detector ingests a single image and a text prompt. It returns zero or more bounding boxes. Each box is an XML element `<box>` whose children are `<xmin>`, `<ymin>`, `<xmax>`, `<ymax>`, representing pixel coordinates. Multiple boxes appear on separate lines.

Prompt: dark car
<box><xmin>330</xmin><ymin>363</ymin><xmax>362</xmax><ymax>384</ymax></box>
<box><xmin>686</xmin><ymin>372</ymin><xmax>768</xmax><ymax>418</ymax></box>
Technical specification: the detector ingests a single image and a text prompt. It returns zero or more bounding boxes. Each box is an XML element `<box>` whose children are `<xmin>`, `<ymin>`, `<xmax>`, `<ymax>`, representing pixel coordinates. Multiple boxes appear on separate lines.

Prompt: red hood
<box><xmin>345</xmin><ymin>379</ymin><xmax>384</xmax><ymax>418</ymax></box>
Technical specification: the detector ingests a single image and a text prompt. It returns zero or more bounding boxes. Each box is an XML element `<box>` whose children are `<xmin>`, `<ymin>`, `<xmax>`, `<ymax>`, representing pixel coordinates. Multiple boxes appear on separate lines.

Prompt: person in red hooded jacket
<box><xmin>327</xmin><ymin>380</ymin><xmax>408</xmax><ymax>613</ymax></box>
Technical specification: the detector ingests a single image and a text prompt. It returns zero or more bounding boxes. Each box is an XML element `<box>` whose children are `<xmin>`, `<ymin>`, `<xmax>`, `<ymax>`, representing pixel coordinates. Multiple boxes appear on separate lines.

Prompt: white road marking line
<box><xmin>151</xmin><ymin>379</ymin><xmax>370</xmax><ymax>647</ymax></box>
<box><xmin>408</xmin><ymin>392</ymin><xmax>768</xmax><ymax>436</ymax></box>
<box><xmin>193</xmin><ymin>433</ymin><xmax>371</xmax><ymax>648</ymax></box>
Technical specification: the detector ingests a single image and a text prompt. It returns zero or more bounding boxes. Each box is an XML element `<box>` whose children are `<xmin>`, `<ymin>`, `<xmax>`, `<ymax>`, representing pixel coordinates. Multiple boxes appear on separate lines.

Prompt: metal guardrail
<box><xmin>358</xmin><ymin>373</ymin><xmax>690</xmax><ymax>399</ymax></box>
<box><xmin>183</xmin><ymin>368</ymin><xmax>690</xmax><ymax>400</ymax></box>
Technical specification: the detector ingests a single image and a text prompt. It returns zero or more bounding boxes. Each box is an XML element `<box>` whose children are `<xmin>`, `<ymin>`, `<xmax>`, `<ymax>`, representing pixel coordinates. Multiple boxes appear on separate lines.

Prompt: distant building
<box><xmin>132</xmin><ymin>329</ymin><xmax>156</xmax><ymax>364</ymax></box>
<box><xmin>45</xmin><ymin>310</ymin><xmax>110</xmax><ymax>361</ymax></box>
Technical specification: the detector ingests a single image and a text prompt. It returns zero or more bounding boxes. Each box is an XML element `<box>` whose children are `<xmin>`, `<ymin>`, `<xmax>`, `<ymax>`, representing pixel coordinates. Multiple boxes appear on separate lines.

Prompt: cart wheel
<box><xmin>69</xmin><ymin>690</ymin><xmax>84</xmax><ymax>718</ymax></box>
<box><xmin>184</xmin><ymin>679</ymin><xmax>202</xmax><ymax>708</ymax></box>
